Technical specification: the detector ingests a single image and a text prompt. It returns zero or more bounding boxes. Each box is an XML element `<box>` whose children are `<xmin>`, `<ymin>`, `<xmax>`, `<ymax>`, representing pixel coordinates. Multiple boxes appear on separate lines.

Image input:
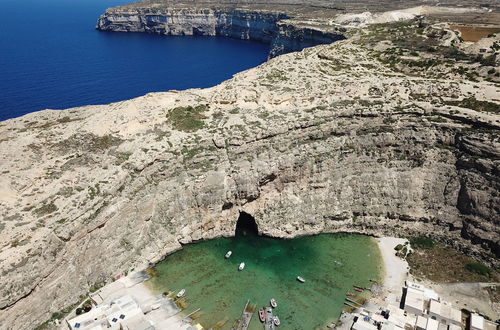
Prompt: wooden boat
<box><xmin>225</xmin><ymin>251</ymin><xmax>232</xmax><ymax>258</ymax></box>
<box><xmin>297</xmin><ymin>276</ymin><xmax>305</xmax><ymax>283</ymax></box>
<box><xmin>270</xmin><ymin>298</ymin><xmax>277</xmax><ymax>308</ymax></box>
<box><xmin>259</xmin><ymin>309</ymin><xmax>265</xmax><ymax>322</ymax></box>
<box><xmin>274</xmin><ymin>316</ymin><xmax>280</xmax><ymax>326</ymax></box>
<box><xmin>346</xmin><ymin>292</ymin><xmax>355</xmax><ymax>297</ymax></box>
<box><xmin>354</xmin><ymin>287</ymin><xmax>364</xmax><ymax>292</ymax></box>
<box><xmin>239</xmin><ymin>262</ymin><xmax>245</xmax><ymax>271</ymax></box>
<box><xmin>176</xmin><ymin>289</ymin><xmax>185</xmax><ymax>298</ymax></box>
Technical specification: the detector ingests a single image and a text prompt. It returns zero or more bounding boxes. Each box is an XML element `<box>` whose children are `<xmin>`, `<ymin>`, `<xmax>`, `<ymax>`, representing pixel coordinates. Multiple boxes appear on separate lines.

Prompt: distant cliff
<box><xmin>96</xmin><ymin>8</ymin><xmax>347</xmax><ymax>57</ymax></box>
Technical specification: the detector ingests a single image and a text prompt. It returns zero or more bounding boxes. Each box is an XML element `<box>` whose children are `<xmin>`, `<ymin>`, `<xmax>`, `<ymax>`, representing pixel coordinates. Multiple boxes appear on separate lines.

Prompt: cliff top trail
<box><xmin>0</xmin><ymin>2</ymin><xmax>499</xmax><ymax>329</ymax></box>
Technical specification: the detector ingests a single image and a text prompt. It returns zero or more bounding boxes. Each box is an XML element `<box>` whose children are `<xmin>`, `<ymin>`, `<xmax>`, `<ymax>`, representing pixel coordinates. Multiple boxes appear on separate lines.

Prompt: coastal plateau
<box><xmin>0</xmin><ymin>2</ymin><xmax>499</xmax><ymax>329</ymax></box>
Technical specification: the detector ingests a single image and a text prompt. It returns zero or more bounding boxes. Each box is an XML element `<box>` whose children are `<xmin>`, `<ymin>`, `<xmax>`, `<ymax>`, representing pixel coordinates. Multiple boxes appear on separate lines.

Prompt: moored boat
<box><xmin>225</xmin><ymin>251</ymin><xmax>232</xmax><ymax>258</ymax></box>
<box><xmin>239</xmin><ymin>262</ymin><xmax>245</xmax><ymax>270</ymax></box>
<box><xmin>297</xmin><ymin>276</ymin><xmax>305</xmax><ymax>283</ymax></box>
<box><xmin>259</xmin><ymin>309</ymin><xmax>265</xmax><ymax>322</ymax></box>
<box><xmin>346</xmin><ymin>292</ymin><xmax>355</xmax><ymax>297</ymax></box>
<box><xmin>270</xmin><ymin>298</ymin><xmax>277</xmax><ymax>308</ymax></box>
<box><xmin>274</xmin><ymin>316</ymin><xmax>280</xmax><ymax>326</ymax></box>
<box><xmin>354</xmin><ymin>287</ymin><xmax>363</xmax><ymax>292</ymax></box>
<box><xmin>176</xmin><ymin>289</ymin><xmax>185</xmax><ymax>298</ymax></box>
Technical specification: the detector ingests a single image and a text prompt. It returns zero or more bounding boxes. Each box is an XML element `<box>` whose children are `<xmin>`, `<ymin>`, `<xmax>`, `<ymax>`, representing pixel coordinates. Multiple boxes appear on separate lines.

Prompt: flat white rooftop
<box><xmin>404</xmin><ymin>290</ymin><xmax>425</xmax><ymax>314</ymax></box>
<box><xmin>470</xmin><ymin>313</ymin><xmax>484</xmax><ymax>330</ymax></box>
<box><xmin>427</xmin><ymin>318</ymin><xmax>440</xmax><ymax>330</ymax></box>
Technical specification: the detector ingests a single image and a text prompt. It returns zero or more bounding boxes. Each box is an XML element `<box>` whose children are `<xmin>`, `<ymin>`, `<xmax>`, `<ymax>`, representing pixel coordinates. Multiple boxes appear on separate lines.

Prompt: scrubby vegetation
<box><xmin>167</xmin><ymin>105</ymin><xmax>208</xmax><ymax>132</ymax></box>
<box><xmin>406</xmin><ymin>237</ymin><xmax>498</xmax><ymax>283</ymax></box>
<box><xmin>34</xmin><ymin>300</ymin><xmax>84</xmax><ymax>330</ymax></box>
<box><xmin>360</xmin><ymin>19</ymin><xmax>499</xmax><ymax>82</ymax></box>
<box><xmin>56</xmin><ymin>133</ymin><xmax>123</xmax><ymax>153</ymax></box>
<box><xmin>32</xmin><ymin>201</ymin><xmax>58</xmax><ymax>217</ymax></box>
<box><xmin>409</xmin><ymin>236</ymin><xmax>436</xmax><ymax>249</ymax></box>
<box><xmin>465</xmin><ymin>262</ymin><xmax>492</xmax><ymax>276</ymax></box>
<box><xmin>444</xmin><ymin>97</ymin><xmax>500</xmax><ymax>114</ymax></box>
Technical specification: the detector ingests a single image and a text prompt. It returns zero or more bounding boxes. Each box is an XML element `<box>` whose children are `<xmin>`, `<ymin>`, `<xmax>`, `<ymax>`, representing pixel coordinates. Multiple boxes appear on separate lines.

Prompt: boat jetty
<box><xmin>232</xmin><ymin>300</ymin><xmax>256</xmax><ymax>330</ymax></box>
<box><xmin>264</xmin><ymin>306</ymin><xmax>276</xmax><ymax>330</ymax></box>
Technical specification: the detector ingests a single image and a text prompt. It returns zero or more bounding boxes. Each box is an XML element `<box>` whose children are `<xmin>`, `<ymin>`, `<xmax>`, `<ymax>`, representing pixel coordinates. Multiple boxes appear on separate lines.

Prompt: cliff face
<box><xmin>1</xmin><ymin>14</ymin><xmax>499</xmax><ymax>330</ymax></box>
<box><xmin>269</xmin><ymin>21</ymin><xmax>347</xmax><ymax>57</ymax></box>
<box><xmin>96</xmin><ymin>8</ymin><xmax>346</xmax><ymax>57</ymax></box>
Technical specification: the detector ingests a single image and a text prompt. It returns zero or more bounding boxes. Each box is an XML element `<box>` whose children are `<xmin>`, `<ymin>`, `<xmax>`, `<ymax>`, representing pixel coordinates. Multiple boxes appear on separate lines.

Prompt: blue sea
<box><xmin>0</xmin><ymin>0</ymin><xmax>269</xmax><ymax>121</ymax></box>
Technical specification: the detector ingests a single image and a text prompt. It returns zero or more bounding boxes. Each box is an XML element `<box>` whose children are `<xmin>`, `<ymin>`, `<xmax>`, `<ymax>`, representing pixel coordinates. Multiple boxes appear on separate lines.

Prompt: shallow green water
<box><xmin>148</xmin><ymin>233</ymin><xmax>382</xmax><ymax>329</ymax></box>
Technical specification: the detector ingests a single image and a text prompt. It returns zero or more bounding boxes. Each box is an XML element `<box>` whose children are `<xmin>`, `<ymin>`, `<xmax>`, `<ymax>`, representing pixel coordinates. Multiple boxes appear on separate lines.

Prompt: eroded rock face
<box><xmin>0</xmin><ymin>26</ymin><xmax>499</xmax><ymax>330</ymax></box>
<box><xmin>96</xmin><ymin>7</ymin><xmax>346</xmax><ymax>57</ymax></box>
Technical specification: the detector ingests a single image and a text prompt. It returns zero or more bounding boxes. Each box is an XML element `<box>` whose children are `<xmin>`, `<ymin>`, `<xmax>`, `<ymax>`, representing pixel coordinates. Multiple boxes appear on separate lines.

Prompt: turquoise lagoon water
<box><xmin>148</xmin><ymin>233</ymin><xmax>382</xmax><ymax>329</ymax></box>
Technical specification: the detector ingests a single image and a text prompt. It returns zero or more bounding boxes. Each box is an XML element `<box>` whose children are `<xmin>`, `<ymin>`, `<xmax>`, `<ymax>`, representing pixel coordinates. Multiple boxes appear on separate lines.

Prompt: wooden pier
<box><xmin>232</xmin><ymin>300</ymin><xmax>256</xmax><ymax>330</ymax></box>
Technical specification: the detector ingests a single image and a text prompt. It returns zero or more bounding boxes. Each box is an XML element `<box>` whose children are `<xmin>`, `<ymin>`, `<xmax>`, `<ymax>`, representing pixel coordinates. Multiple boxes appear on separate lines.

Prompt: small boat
<box><xmin>239</xmin><ymin>262</ymin><xmax>245</xmax><ymax>271</ymax></box>
<box><xmin>176</xmin><ymin>289</ymin><xmax>185</xmax><ymax>298</ymax></box>
<box><xmin>259</xmin><ymin>309</ymin><xmax>265</xmax><ymax>322</ymax></box>
<box><xmin>346</xmin><ymin>292</ymin><xmax>355</xmax><ymax>297</ymax></box>
<box><xmin>270</xmin><ymin>298</ymin><xmax>277</xmax><ymax>308</ymax></box>
<box><xmin>274</xmin><ymin>316</ymin><xmax>280</xmax><ymax>326</ymax></box>
<box><xmin>297</xmin><ymin>276</ymin><xmax>305</xmax><ymax>283</ymax></box>
<box><xmin>225</xmin><ymin>251</ymin><xmax>232</xmax><ymax>258</ymax></box>
<box><xmin>354</xmin><ymin>287</ymin><xmax>364</xmax><ymax>293</ymax></box>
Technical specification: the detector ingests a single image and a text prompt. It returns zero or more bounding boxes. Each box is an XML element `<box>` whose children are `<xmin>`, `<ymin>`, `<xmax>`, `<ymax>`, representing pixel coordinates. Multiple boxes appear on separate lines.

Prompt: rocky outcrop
<box><xmin>0</xmin><ymin>15</ymin><xmax>499</xmax><ymax>330</ymax></box>
<box><xmin>269</xmin><ymin>21</ymin><xmax>347</xmax><ymax>57</ymax></box>
<box><xmin>96</xmin><ymin>7</ymin><xmax>346</xmax><ymax>57</ymax></box>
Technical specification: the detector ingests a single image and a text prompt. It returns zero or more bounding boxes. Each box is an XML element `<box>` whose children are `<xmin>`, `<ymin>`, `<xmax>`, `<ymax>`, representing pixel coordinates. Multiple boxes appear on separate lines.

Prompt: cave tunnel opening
<box><xmin>235</xmin><ymin>211</ymin><xmax>259</xmax><ymax>237</ymax></box>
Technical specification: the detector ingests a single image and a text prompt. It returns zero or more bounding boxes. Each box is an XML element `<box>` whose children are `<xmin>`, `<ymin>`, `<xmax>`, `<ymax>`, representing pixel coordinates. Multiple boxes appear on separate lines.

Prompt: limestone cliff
<box><xmin>0</xmin><ymin>14</ymin><xmax>499</xmax><ymax>330</ymax></box>
<box><xmin>96</xmin><ymin>7</ymin><xmax>347</xmax><ymax>57</ymax></box>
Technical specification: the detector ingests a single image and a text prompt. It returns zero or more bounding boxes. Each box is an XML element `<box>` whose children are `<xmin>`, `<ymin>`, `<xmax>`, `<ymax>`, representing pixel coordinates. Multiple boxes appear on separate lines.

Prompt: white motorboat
<box><xmin>176</xmin><ymin>289</ymin><xmax>185</xmax><ymax>298</ymax></box>
<box><xmin>239</xmin><ymin>262</ymin><xmax>245</xmax><ymax>271</ymax></box>
<box><xmin>274</xmin><ymin>316</ymin><xmax>281</xmax><ymax>326</ymax></box>
<box><xmin>225</xmin><ymin>251</ymin><xmax>232</xmax><ymax>258</ymax></box>
<box><xmin>297</xmin><ymin>276</ymin><xmax>305</xmax><ymax>283</ymax></box>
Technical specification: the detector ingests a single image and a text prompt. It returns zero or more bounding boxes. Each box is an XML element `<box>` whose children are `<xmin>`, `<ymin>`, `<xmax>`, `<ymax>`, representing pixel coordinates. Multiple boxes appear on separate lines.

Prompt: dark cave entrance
<box><xmin>235</xmin><ymin>211</ymin><xmax>259</xmax><ymax>237</ymax></box>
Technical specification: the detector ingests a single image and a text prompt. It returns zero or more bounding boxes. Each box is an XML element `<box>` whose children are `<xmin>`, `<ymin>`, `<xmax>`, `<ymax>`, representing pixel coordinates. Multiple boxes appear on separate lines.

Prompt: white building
<box><xmin>406</xmin><ymin>282</ymin><xmax>439</xmax><ymax>300</ymax></box>
<box><xmin>470</xmin><ymin>313</ymin><xmax>484</xmax><ymax>330</ymax></box>
<box><xmin>416</xmin><ymin>315</ymin><xmax>429</xmax><ymax>330</ymax></box>
<box><xmin>427</xmin><ymin>318</ymin><xmax>440</xmax><ymax>330</ymax></box>
<box><xmin>404</xmin><ymin>289</ymin><xmax>425</xmax><ymax>316</ymax></box>
<box><xmin>428</xmin><ymin>300</ymin><xmax>462</xmax><ymax>326</ymax></box>
<box><xmin>449</xmin><ymin>324</ymin><xmax>463</xmax><ymax>330</ymax></box>
<box><xmin>352</xmin><ymin>319</ymin><xmax>378</xmax><ymax>330</ymax></box>
<box><xmin>67</xmin><ymin>295</ymin><xmax>154</xmax><ymax>330</ymax></box>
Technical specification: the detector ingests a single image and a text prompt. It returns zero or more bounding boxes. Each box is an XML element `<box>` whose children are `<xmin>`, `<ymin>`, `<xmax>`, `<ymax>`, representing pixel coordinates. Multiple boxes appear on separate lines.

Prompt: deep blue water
<box><xmin>0</xmin><ymin>0</ymin><xmax>269</xmax><ymax>121</ymax></box>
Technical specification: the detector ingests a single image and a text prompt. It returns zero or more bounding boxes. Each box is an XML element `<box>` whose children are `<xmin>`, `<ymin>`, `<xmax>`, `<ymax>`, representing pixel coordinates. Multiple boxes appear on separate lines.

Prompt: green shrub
<box><xmin>394</xmin><ymin>244</ymin><xmax>404</xmax><ymax>251</ymax></box>
<box><xmin>410</xmin><ymin>236</ymin><xmax>436</xmax><ymax>249</ymax></box>
<box><xmin>444</xmin><ymin>97</ymin><xmax>499</xmax><ymax>114</ymax></box>
<box><xmin>478</xmin><ymin>54</ymin><xmax>496</xmax><ymax>66</ymax></box>
<box><xmin>51</xmin><ymin>312</ymin><xmax>64</xmax><ymax>320</ymax></box>
<box><xmin>465</xmin><ymin>262</ymin><xmax>491</xmax><ymax>276</ymax></box>
<box><xmin>33</xmin><ymin>201</ymin><xmax>58</xmax><ymax>216</ymax></box>
<box><xmin>168</xmin><ymin>105</ymin><xmax>208</xmax><ymax>132</ymax></box>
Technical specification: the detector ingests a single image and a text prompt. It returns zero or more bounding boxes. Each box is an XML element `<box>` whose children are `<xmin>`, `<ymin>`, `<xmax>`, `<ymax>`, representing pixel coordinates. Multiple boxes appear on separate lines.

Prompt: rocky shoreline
<box><xmin>96</xmin><ymin>7</ymin><xmax>347</xmax><ymax>58</ymax></box>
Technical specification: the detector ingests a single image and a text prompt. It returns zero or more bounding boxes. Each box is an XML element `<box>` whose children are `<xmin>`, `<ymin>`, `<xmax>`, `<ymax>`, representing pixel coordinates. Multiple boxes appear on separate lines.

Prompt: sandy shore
<box><xmin>376</xmin><ymin>237</ymin><xmax>409</xmax><ymax>291</ymax></box>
